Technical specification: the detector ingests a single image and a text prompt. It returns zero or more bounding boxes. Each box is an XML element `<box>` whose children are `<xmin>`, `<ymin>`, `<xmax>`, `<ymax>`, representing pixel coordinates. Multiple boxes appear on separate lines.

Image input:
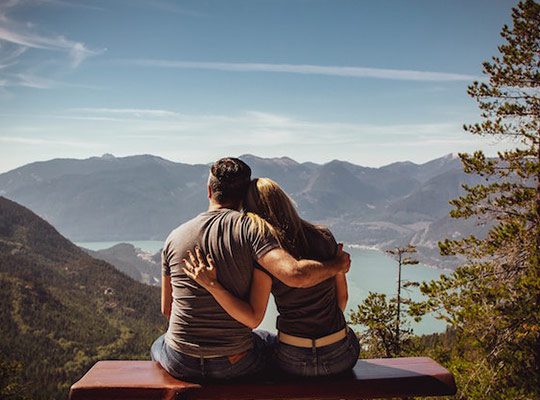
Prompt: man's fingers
<box><xmin>343</xmin><ymin>251</ymin><xmax>351</xmax><ymax>272</ymax></box>
<box><xmin>336</xmin><ymin>247</ymin><xmax>351</xmax><ymax>273</ymax></box>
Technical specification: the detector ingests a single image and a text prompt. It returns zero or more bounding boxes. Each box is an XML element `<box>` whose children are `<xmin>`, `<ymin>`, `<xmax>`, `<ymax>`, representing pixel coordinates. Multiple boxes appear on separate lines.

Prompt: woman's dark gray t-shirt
<box><xmin>162</xmin><ymin>209</ymin><xmax>279</xmax><ymax>357</ymax></box>
<box><xmin>270</xmin><ymin>227</ymin><xmax>346</xmax><ymax>338</ymax></box>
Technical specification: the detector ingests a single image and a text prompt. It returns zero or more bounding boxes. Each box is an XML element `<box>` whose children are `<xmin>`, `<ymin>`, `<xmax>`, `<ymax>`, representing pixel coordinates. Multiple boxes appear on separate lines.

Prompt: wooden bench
<box><xmin>69</xmin><ymin>357</ymin><xmax>457</xmax><ymax>400</ymax></box>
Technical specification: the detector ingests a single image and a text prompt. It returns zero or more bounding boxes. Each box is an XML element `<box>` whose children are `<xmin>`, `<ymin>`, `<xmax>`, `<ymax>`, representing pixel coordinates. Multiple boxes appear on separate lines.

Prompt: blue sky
<box><xmin>0</xmin><ymin>0</ymin><xmax>519</xmax><ymax>172</ymax></box>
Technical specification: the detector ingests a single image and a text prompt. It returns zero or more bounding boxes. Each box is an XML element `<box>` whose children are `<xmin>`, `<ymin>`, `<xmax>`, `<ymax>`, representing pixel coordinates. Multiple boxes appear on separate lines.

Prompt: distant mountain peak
<box><xmin>101</xmin><ymin>153</ymin><xmax>116</xmax><ymax>159</ymax></box>
<box><xmin>324</xmin><ymin>159</ymin><xmax>347</xmax><ymax>168</ymax></box>
<box><xmin>327</xmin><ymin>158</ymin><xmax>354</xmax><ymax>166</ymax></box>
<box><xmin>442</xmin><ymin>152</ymin><xmax>460</xmax><ymax>160</ymax></box>
<box><xmin>417</xmin><ymin>153</ymin><xmax>461</xmax><ymax>166</ymax></box>
<box><xmin>239</xmin><ymin>154</ymin><xmax>299</xmax><ymax>166</ymax></box>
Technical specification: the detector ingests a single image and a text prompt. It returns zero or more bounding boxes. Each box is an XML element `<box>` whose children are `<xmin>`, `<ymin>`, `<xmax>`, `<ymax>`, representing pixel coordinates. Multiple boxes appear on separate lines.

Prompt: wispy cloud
<box><xmin>122</xmin><ymin>0</ymin><xmax>207</xmax><ymax>17</ymax></box>
<box><xmin>50</xmin><ymin>108</ymin><xmax>464</xmax><ymax>147</ymax></box>
<box><xmin>127</xmin><ymin>59</ymin><xmax>480</xmax><ymax>82</ymax></box>
<box><xmin>375</xmin><ymin>137</ymin><xmax>483</xmax><ymax>147</ymax></box>
<box><xmin>71</xmin><ymin>107</ymin><xmax>181</xmax><ymax>117</ymax></box>
<box><xmin>37</xmin><ymin>0</ymin><xmax>104</xmax><ymax>12</ymax></box>
<box><xmin>1</xmin><ymin>109</ymin><xmax>515</xmax><ymax>169</ymax></box>
<box><xmin>0</xmin><ymin>0</ymin><xmax>105</xmax><ymax>91</ymax></box>
<box><xmin>4</xmin><ymin>108</ymin><xmax>462</xmax><ymax>145</ymax></box>
<box><xmin>0</xmin><ymin>0</ymin><xmax>104</xmax><ymax>15</ymax></box>
<box><xmin>0</xmin><ymin>135</ymin><xmax>101</xmax><ymax>148</ymax></box>
<box><xmin>0</xmin><ymin>72</ymin><xmax>103</xmax><ymax>89</ymax></box>
<box><xmin>12</xmin><ymin>72</ymin><xmax>53</xmax><ymax>88</ymax></box>
<box><xmin>0</xmin><ymin>45</ymin><xmax>26</xmax><ymax>68</ymax></box>
<box><xmin>0</xmin><ymin>72</ymin><xmax>54</xmax><ymax>88</ymax></box>
<box><xmin>0</xmin><ymin>25</ymin><xmax>103</xmax><ymax>67</ymax></box>
<box><xmin>69</xmin><ymin>42</ymin><xmax>102</xmax><ymax>68</ymax></box>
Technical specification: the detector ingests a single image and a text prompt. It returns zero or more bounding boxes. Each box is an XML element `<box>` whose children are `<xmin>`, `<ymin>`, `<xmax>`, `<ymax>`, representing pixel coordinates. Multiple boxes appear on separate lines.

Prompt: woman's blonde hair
<box><xmin>244</xmin><ymin>178</ymin><xmax>316</xmax><ymax>259</ymax></box>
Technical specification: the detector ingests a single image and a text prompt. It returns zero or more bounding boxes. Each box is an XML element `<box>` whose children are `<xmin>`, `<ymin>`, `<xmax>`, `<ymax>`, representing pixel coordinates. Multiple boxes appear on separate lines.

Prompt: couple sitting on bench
<box><xmin>151</xmin><ymin>157</ymin><xmax>357</xmax><ymax>381</ymax></box>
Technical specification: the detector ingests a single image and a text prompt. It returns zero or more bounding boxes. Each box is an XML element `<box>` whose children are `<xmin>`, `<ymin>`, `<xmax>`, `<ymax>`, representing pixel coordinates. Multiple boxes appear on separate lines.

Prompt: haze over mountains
<box><xmin>0</xmin><ymin>153</ymin><xmax>487</xmax><ymax>268</ymax></box>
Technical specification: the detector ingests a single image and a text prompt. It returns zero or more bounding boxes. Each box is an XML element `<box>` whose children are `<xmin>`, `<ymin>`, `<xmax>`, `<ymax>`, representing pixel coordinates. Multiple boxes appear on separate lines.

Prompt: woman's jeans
<box><xmin>151</xmin><ymin>330</ymin><xmax>275</xmax><ymax>381</ymax></box>
<box><xmin>275</xmin><ymin>328</ymin><xmax>360</xmax><ymax>377</ymax></box>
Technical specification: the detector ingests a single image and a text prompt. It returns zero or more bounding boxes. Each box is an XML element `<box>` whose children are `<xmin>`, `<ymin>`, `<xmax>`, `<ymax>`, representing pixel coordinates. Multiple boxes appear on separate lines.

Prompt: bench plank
<box><xmin>69</xmin><ymin>361</ymin><xmax>200</xmax><ymax>400</ymax></box>
<box><xmin>69</xmin><ymin>357</ymin><xmax>457</xmax><ymax>400</ymax></box>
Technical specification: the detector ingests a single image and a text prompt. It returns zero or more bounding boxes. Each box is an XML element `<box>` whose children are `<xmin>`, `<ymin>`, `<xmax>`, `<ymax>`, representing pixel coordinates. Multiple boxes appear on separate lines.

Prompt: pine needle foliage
<box><xmin>419</xmin><ymin>2</ymin><xmax>540</xmax><ymax>398</ymax></box>
<box><xmin>350</xmin><ymin>245</ymin><xmax>420</xmax><ymax>358</ymax></box>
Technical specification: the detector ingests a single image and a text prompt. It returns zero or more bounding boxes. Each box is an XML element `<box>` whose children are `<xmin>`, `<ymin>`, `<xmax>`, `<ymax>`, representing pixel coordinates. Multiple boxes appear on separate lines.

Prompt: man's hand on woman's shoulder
<box><xmin>335</xmin><ymin>243</ymin><xmax>351</xmax><ymax>274</ymax></box>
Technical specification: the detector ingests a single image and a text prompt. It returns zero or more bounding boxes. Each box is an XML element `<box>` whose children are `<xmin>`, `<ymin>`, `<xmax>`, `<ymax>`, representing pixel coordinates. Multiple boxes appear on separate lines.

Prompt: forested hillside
<box><xmin>0</xmin><ymin>197</ymin><xmax>166</xmax><ymax>400</ymax></box>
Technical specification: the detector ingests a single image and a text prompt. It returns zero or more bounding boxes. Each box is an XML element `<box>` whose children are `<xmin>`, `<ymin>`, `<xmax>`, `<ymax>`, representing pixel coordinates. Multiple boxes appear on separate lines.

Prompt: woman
<box><xmin>184</xmin><ymin>178</ymin><xmax>360</xmax><ymax>377</ymax></box>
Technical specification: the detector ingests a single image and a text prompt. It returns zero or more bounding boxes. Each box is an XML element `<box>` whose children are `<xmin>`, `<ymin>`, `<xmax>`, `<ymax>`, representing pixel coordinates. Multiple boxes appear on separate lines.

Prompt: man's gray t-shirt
<box><xmin>162</xmin><ymin>209</ymin><xmax>279</xmax><ymax>357</ymax></box>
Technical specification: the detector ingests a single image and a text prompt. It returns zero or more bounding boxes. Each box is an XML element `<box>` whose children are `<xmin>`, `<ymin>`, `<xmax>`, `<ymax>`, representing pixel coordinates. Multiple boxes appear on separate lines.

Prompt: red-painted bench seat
<box><xmin>69</xmin><ymin>357</ymin><xmax>457</xmax><ymax>400</ymax></box>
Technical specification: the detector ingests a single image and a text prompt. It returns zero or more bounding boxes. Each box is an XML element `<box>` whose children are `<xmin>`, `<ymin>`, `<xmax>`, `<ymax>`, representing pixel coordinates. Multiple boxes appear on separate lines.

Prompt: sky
<box><xmin>0</xmin><ymin>0</ymin><xmax>521</xmax><ymax>173</ymax></box>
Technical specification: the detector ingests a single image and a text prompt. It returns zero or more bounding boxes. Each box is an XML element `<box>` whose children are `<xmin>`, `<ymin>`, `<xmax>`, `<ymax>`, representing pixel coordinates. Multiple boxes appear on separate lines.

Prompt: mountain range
<box><xmin>0</xmin><ymin>153</ymin><xmax>487</xmax><ymax>269</ymax></box>
<box><xmin>84</xmin><ymin>243</ymin><xmax>161</xmax><ymax>286</ymax></box>
<box><xmin>0</xmin><ymin>196</ymin><xmax>165</xmax><ymax>399</ymax></box>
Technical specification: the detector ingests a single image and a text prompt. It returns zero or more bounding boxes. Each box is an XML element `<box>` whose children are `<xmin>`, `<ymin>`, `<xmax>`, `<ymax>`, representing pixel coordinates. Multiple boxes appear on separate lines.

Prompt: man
<box><xmin>151</xmin><ymin>157</ymin><xmax>350</xmax><ymax>381</ymax></box>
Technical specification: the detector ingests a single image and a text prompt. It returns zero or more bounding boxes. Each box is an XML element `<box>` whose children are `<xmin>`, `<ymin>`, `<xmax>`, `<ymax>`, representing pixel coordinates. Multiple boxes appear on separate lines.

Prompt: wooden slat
<box><xmin>69</xmin><ymin>357</ymin><xmax>457</xmax><ymax>400</ymax></box>
<box><xmin>69</xmin><ymin>361</ymin><xmax>200</xmax><ymax>400</ymax></box>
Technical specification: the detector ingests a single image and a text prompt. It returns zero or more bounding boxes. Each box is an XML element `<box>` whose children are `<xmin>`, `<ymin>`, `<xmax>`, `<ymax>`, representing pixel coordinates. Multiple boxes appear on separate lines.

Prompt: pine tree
<box><xmin>420</xmin><ymin>1</ymin><xmax>540</xmax><ymax>398</ymax></box>
<box><xmin>386</xmin><ymin>245</ymin><xmax>419</xmax><ymax>356</ymax></box>
<box><xmin>350</xmin><ymin>245</ymin><xmax>419</xmax><ymax>358</ymax></box>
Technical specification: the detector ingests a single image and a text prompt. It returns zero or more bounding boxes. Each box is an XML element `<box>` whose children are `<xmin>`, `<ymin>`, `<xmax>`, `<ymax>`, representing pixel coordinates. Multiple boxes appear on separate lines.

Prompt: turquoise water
<box><xmin>344</xmin><ymin>246</ymin><xmax>447</xmax><ymax>335</ymax></box>
<box><xmin>77</xmin><ymin>240</ymin><xmax>448</xmax><ymax>335</ymax></box>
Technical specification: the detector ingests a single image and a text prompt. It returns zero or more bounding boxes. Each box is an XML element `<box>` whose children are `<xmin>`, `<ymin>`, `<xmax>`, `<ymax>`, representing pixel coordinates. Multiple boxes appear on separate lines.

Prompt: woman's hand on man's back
<box><xmin>183</xmin><ymin>247</ymin><xmax>220</xmax><ymax>292</ymax></box>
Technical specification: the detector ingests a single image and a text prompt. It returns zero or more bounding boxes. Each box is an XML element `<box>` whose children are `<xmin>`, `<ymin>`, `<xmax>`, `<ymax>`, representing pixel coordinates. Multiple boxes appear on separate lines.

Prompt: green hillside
<box><xmin>0</xmin><ymin>197</ymin><xmax>166</xmax><ymax>400</ymax></box>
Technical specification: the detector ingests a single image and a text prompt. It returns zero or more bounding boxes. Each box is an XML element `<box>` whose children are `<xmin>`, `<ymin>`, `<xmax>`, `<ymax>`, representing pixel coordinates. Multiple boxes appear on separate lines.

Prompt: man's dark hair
<box><xmin>209</xmin><ymin>158</ymin><xmax>251</xmax><ymax>206</ymax></box>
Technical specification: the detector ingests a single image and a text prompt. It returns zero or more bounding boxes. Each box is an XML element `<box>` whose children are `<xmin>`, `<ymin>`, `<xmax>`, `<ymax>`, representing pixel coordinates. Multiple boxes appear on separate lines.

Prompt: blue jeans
<box><xmin>275</xmin><ymin>327</ymin><xmax>360</xmax><ymax>377</ymax></box>
<box><xmin>151</xmin><ymin>330</ymin><xmax>275</xmax><ymax>381</ymax></box>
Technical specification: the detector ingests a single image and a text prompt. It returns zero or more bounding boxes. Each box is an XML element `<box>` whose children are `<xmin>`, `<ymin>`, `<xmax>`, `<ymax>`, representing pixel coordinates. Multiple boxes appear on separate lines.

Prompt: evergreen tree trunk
<box><xmin>533</xmin><ymin>134</ymin><xmax>540</xmax><ymax>384</ymax></box>
<box><xmin>395</xmin><ymin>253</ymin><xmax>402</xmax><ymax>357</ymax></box>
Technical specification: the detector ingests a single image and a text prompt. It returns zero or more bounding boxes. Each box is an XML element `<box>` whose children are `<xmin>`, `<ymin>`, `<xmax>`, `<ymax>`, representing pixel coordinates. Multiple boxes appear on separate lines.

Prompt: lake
<box><xmin>77</xmin><ymin>240</ymin><xmax>449</xmax><ymax>335</ymax></box>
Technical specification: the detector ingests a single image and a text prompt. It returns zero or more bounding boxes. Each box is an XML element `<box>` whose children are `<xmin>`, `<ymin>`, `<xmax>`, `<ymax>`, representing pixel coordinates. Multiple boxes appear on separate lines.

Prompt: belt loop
<box><xmin>311</xmin><ymin>339</ymin><xmax>317</xmax><ymax>374</ymax></box>
<box><xmin>199</xmin><ymin>355</ymin><xmax>205</xmax><ymax>377</ymax></box>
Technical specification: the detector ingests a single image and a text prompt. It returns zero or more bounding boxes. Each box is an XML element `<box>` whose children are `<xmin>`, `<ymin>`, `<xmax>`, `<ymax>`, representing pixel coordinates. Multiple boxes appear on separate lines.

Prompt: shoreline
<box><xmin>77</xmin><ymin>239</ymin><xmax>454</xmax><ymax>273</ymax></box>
<box><xmin>345</xmin><ymin>243</ymin><xmax>454</xmax><ymax>273</ymax></box>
